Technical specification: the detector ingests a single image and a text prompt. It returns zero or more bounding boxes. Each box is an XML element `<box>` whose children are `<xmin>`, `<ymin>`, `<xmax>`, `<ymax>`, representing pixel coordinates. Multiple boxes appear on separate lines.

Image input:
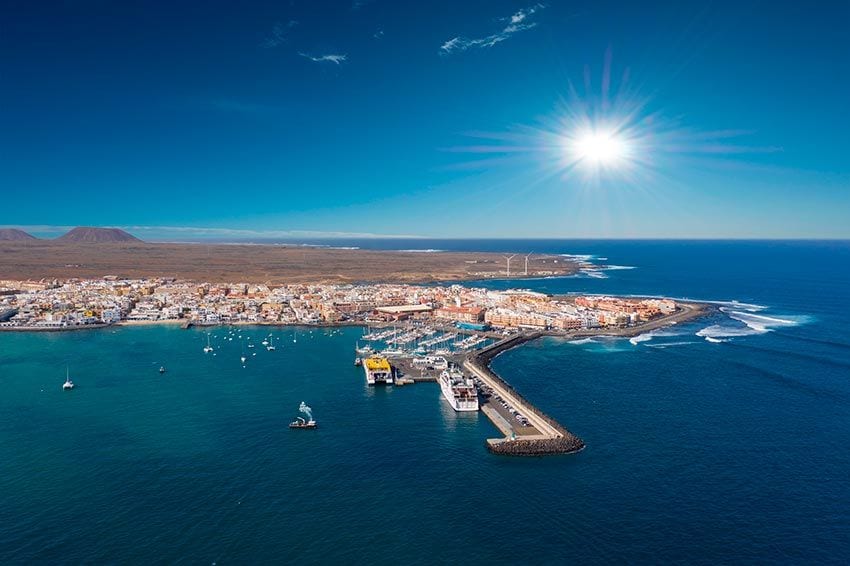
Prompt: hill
<box><xmin>0</xmin><ymin>228</ymin><xmax>37</xmax><ymax>241</ymax></box>
<box><xmin>56</xmin><ymin>227</ymin><xmax>142</xmax><ymax>243</ymax></box>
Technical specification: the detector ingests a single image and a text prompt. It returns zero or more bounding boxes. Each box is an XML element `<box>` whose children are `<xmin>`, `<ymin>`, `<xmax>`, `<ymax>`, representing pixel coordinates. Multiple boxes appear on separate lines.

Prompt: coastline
<box><xmin>0</xmin><ymin>301</ymin><xmax>710</xmax><ymax>334</ymax></box>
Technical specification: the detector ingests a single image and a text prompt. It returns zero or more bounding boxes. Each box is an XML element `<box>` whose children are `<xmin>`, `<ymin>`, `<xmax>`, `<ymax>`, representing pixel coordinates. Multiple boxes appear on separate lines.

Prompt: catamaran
<box><xmin>62</xmin><ymin>367</ymin><xmax>75</xmax><ymax>390</ymax></box>
<box><xmin>203</xmin><ymin>334</ymin><xmax>214</xmax><ymax>353</ymax></box>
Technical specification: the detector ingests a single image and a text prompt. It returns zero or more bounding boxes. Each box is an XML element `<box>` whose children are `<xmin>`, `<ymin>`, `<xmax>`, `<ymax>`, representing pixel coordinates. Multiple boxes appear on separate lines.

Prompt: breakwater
<box><xmin>465</xmin><ymin>334</ymin><xmax>586</xmax><ymax>457</ymax></box>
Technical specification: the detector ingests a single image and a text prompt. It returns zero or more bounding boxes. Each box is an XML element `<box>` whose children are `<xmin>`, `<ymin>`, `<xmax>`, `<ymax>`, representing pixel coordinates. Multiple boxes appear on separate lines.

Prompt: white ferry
<box><xmin>363</xmin><ymin>355</ymin><xmax>393</xmax><ymax>385</ymax></box>
<box><xmin>439</xmin><ymin>366</ymin><xmax>479</xmax><ymax>412</ymax></box>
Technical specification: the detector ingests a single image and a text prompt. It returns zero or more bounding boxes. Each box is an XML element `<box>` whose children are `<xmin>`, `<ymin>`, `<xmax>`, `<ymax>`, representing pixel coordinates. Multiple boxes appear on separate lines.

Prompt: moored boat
<box><xmin>439</xmin><ymin>365</ymin><xmax>479</xmax><ymax>412</ymax></box>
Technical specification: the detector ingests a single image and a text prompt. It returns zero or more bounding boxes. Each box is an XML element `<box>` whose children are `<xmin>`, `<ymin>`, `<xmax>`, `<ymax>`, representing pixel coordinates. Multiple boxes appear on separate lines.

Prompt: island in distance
<box><xmin>0</xmin><ymin>228</ymin><xmax>37</xmax><ymax>241</ymax></box>
<box><xmin>56</xmin><ymin>226</ymin><xmax>141</xmax><ymax>243</ymax></box>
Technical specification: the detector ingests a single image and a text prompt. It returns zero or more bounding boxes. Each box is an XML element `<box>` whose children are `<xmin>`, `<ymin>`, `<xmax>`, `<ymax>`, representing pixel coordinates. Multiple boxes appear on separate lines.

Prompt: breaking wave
<box><xmin>697</xmin><ymin>304</ymin><xmax>811</xmax><ymax>343</ymax></box>
<box><xmin>581</xmin><ymin>270</ymin><xmax>608</xmax><ymax>279</ymax></box>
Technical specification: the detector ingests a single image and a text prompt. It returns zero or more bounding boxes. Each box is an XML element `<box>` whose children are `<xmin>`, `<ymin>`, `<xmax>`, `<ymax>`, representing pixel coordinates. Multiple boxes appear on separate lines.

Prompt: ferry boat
<box><xmin>439</xmin><ymin>366</ymin><xmax>479</xmax><ymax>412</ymax></box>
<box><xmin>289</xmin><ymin>401</ymin><xmax>317</xmax><ymax>429</ymax></box>
<box><xmin>363</xmin><ymin>355</ymin><xmax>393</xmax><ymax>385</ymax></box>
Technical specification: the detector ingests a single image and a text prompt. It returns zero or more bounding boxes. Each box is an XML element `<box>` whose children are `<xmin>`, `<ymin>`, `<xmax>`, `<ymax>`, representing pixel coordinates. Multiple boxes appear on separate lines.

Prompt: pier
<box><xmin>465</xmin><ymin>334</ymin><xmax>586</xmax><ymax>456</ymax></box>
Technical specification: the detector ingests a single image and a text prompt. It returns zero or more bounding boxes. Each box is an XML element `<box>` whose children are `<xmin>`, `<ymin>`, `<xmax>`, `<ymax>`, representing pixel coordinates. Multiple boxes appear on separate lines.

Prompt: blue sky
<box><xmin>1</xmin><ymin>0</ymin><xmax>848</xmax><ymax>239</ymax></box>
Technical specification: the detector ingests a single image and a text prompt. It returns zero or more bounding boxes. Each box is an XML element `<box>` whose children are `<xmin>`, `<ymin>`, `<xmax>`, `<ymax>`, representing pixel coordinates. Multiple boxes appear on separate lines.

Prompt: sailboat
<box><xmin>63</xmin><ymin>366</ymin><xmax>75</xmax><ymax>390</ymax></box>
<box><xmin>266</xmin><ymin>335</ymin><xmax>276</xmax><ymax>351</ymax></box>
<box><xmin>240</xmin><ymin>340</ymin><xmax>247</xmax><ymax>365</ymax></box>
<box><xmin>203</xmin><ymin>333</ymin><xmax>214</xmax><ymax>353</ymax></box>
<box><xmin>292</xmin><ymin>329</ymin><xmax>297</xmax><ymax>344</ymax></box>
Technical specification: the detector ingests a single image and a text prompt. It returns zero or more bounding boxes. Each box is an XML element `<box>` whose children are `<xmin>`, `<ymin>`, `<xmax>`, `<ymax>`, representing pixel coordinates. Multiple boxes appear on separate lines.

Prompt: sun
<box><xmin>570</xmin><ymin>129</ymin><xmax>629</xmax><ymax>166</ymax></box>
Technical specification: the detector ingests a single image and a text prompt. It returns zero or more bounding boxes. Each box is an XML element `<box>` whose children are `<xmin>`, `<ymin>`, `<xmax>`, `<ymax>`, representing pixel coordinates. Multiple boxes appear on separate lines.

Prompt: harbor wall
<box><xmin>467</xmin><ymin>333</ymin><xmax>586</xmax><ymax>456</ymax></box>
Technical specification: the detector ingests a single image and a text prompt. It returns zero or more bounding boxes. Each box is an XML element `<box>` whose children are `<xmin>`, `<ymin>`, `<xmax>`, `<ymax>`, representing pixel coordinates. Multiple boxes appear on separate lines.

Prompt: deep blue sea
<box><xmin>1</xmin><ymin>240</ymin><xmax>849</xmax><ymax>564</ymax></box>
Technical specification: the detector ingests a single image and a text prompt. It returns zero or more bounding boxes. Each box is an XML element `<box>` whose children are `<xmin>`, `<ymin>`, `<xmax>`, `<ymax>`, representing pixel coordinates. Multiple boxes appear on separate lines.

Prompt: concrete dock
<box><xmin>465</xmin><ymin>334</ymin><xmax>585</xmax><ymax>456</ymax></box>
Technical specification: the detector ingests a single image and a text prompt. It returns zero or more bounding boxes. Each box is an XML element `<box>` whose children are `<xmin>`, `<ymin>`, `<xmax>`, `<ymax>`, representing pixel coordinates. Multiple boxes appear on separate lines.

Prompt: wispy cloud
<box><xmin>299</xmin><ymin>52</ymin><xmax>348</xmax><ymax>65</ymax></box>
<box><xmin>440</xmin><ymin>4</ymin><xmax>545</xmax><ymax>55</ymax></box>
<box><xmin>373</xmin><ymin>30</ymin><xmax>384</xmax><ymax>39</ymax></box>
<box><xmin>262</xmin><ymin>20</ymin><xmax>298</xmax><ymax>48</ymax></box>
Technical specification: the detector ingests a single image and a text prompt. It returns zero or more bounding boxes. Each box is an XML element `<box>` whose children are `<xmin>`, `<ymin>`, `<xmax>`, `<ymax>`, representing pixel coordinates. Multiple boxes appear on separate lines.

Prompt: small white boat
<box><xmin>267</xmin><ymin>336</ymin><xmax>276</xmax><ymax>351</ymax></box>
<box><xmin>63</xmin><ymin>367</ymin><xmax>74</xmax><ymax>390</ymax></box>
<box><xmin>203</xmin><ymin>334</ymin><xmax>214</xmax><ymax>353</ymax></box>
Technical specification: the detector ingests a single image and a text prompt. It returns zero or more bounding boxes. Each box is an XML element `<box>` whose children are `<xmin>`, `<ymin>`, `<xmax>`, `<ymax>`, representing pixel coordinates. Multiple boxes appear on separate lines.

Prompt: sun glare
<box><xmin>571</xmin><ymin>129</ymin><xmax>629</xmax><ymax>166</ymax></box>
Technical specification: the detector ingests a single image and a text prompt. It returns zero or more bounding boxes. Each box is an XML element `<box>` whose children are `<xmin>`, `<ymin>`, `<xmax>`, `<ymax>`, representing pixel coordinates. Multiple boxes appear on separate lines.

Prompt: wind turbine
<box><xmin>524</xmin><ymin>252</ymin><xmax>533</xmax><ymax>276</ymax></box>
<box><xmin>503</xmin><ymin>254</ymin><xmax>516</xmax><ymax>277</ymax></box>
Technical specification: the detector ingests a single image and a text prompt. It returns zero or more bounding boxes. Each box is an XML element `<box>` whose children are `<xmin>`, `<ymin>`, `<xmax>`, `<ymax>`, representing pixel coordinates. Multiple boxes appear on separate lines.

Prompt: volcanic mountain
<box><xmin>0</xmin><ymin>228</ymin><xmax>37</xmax><ymax>241</ymax></box>
<box><xmin>56</xmin><ymin>227</ymin><xmax>142</xmax><ymax>243</ymax></box>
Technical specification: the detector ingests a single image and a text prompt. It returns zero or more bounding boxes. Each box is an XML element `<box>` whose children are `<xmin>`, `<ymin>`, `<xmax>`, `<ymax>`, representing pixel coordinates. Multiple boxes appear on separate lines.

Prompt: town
<box><xmin>0</xmin><ymin>277</ymin><xmax>681</xmax><ymax>333</ymax></box>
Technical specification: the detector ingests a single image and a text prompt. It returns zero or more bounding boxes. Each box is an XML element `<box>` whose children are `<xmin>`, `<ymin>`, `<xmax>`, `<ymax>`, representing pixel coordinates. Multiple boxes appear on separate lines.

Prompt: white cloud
<box><xmin>299</xmin><ymin>52</ymin><xmax>348</xmax><ymax>65</ymax></box>
<box><xmin>440</xmin><ymin>4</ymin><xmax>545</xmax><ymax>55</ymax></box>
<box><xmin>262</xmin><ymin>20</ymin><xmax>298</xmax><ymax>49</ymax></box>
<box><xmin>373</xmin><ymin>30</ymin><xmax>384</xmax><ymax>39</ymax></box>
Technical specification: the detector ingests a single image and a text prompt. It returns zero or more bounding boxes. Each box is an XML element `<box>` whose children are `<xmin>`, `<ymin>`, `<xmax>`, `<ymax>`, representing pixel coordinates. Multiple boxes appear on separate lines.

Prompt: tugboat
<box><xmin>289</xmin><ymin>401</ymin><xmax>317</xmax><ymax>429</ymax></box>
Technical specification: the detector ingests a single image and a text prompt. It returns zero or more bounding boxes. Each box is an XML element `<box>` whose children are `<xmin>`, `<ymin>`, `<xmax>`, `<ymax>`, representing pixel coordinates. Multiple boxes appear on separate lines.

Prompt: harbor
<box><xmin>352</xmin><ymin>303</ymin><xmax>708</xmax><ymax>455</ymax></box>
<box><xmin>355</xmin><ymin>324</ymin><xmax>586</xmax><ymax>456</ymax></box>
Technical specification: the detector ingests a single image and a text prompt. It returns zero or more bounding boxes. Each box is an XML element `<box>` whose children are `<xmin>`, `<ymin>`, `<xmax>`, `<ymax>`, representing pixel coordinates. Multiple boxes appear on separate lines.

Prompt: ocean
<box><xmin>1</xmin><ymin>240</ymin><xmax>849</xmax><ymax>563</ymax></box>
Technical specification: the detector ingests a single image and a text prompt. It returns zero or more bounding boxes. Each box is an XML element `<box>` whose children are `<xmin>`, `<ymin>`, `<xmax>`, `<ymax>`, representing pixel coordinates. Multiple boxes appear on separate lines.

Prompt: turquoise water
<box><xmin>2</xmin><ymin>241</ymin><xmax>850</xmax><ymax>563</ymax></box>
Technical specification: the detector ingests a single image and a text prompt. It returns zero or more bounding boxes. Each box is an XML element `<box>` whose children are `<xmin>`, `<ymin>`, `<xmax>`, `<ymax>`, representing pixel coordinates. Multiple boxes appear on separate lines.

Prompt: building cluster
<box><xmin>0</xmin><ymin>277</ymin><xmax>678</xmax><ymax>332</ymax></box>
